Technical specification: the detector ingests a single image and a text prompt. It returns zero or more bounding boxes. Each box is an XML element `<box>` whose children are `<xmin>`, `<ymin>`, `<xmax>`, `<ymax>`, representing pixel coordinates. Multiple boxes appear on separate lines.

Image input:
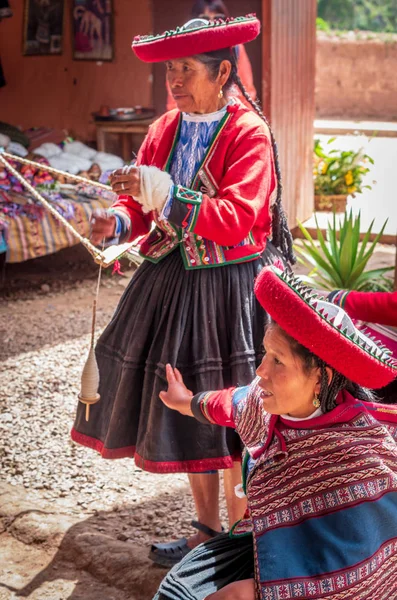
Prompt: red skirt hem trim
<box><xmin>70</xmin><ymin>428</ymin><xmax>241</xmax><ymax>472</ymax></box>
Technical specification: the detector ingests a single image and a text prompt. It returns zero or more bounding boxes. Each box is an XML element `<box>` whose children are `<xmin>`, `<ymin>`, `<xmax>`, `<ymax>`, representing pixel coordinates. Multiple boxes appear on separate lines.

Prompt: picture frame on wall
<box><xmin>72</xmin><ymin>0</ymin><xmax>113</xmax><ymax>61</ymax></box>
<box><xmin>23</xmin><ymin>0</ymin><xmax>64</xmax><ymax>56</ymax></box>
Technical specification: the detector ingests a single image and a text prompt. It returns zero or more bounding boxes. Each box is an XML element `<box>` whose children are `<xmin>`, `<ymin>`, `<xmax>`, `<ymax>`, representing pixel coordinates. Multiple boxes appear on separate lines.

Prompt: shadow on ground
<box><xmin>0</xmin><ymin>485</ymin><xmax>182</xmax><ymax>600</ymax></box>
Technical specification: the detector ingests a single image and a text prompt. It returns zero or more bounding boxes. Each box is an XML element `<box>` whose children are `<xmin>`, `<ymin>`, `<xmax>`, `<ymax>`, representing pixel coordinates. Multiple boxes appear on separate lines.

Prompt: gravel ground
<box><xmin>0</xmin><ymin>246</ymin><xmax>229</xmax><ymax>552</ymax></box>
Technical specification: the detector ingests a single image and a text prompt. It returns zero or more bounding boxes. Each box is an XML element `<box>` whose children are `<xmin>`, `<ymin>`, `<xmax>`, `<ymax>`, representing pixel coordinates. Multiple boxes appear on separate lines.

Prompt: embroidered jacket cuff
<box><xmin>167</xmin><ymin>185</ymin><xmax>203</xmax><ymax>231</ymax></box>
<box><xmin>327</xmin><ymin>290</ymin><xmax>349</xmax><ymax>308</ymax></box>
<box><xmin>191</xmin><ymin>392</ymin><xmax>216</xmax><ymax>425</ymax></box>
<box><xmin>108</xmin><ymin>209</ymin><xmax>131</xmax><ymax>243</ymax></box>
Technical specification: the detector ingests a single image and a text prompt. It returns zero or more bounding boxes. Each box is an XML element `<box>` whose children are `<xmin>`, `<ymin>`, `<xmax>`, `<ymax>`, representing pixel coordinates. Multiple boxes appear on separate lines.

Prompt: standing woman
<box><xmin>71</xmin><ymin>15</ymin><xmax>295</xmax><ymax>566</ymax></box>
<box><xmin>166</xmin><ymin>0</ymin><xmax>257</xmax><ymax>111</ymax></box>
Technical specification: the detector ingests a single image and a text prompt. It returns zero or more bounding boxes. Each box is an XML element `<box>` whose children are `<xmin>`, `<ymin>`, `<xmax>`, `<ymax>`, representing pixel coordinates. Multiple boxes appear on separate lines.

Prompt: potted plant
<box><xmin>313</xmin><ymin>138</ymin><xmax>374</xmax><ymax>212</ymax></box>
<box><xmin>294</xmin><ymin>210</ymin><xmax>394</xmax><ymax>292</ymax></box>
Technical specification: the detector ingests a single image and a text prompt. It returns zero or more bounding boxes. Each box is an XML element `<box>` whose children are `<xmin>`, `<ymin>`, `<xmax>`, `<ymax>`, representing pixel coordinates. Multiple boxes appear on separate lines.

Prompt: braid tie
<box><xmin>232</xmin><ymin>72</ymin><xmax>296</xmax><ymax>265</ymax></box>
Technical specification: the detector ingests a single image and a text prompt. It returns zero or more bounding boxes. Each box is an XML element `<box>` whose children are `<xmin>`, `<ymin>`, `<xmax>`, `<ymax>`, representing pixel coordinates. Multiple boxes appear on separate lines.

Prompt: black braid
<box><xmin>318</xmin><ymin>363</ymin><xmax>347</xmax><ymax>412</ymax></box>
<box><xmin>232</xmin><ymin>72</ymin><xmax>296</xmax><ymax>265</ymax></box>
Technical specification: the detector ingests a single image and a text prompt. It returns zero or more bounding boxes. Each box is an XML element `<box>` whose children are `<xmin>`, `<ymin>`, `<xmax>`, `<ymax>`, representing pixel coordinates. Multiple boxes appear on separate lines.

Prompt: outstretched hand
<box><xmin>159</xmin><ymin>364</ymin><xmax>194</xmax><ymax>417</ymax></box>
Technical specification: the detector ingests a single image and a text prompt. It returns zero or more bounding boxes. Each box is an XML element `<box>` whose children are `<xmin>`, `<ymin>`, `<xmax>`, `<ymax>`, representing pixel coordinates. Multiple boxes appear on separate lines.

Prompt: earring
<box><xmin>313</xmin><ymin>393</ymin><xmax>321</xmax><ymax>408</ymax></box>
<box><xmin>218</xmin><ymin>88</ymin><xmax>223</xmax><ymax>99</ymax></box>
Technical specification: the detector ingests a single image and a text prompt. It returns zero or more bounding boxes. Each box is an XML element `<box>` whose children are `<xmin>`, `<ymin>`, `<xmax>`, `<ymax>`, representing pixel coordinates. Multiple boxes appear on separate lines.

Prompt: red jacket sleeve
<box><xmin>168</xmin><ymin>129</ymin><xmax>275</xmax><ymax>247</ymax></box>
<box><xmin>334</xmin><ymin>290</ymin><xmax>397</xmax><ymax>326</ymax></box>
<box><xmin>191</xmin><ymin>388</ymin><xmax>236</xmax><ymax>428</ymax></box>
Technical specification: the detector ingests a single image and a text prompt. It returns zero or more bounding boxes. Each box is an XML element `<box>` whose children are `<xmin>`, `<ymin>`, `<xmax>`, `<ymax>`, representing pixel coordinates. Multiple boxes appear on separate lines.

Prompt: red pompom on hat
<box><xmin>254</xmin><ymin>266</ymin><xmax>397</xmax><ymax>389</ymax></box>
<box><xmin>132</xmin><ymin>15</ymin><xmax>260</xmax><ymax>63</ymax></box>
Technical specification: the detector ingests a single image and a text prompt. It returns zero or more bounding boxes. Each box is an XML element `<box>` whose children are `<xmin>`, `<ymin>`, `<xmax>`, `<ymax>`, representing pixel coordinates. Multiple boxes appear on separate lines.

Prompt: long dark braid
<box><xmin>317</xmin><ymin>361</ymin><xmax>375</xmax><ymax>412</ymax></box>
<box><xmin>232</xmin><ymin>72</ymin><xmax>296</xmax><ymax>265</ymax></box>
<box><xmin>318</xmin><ymin>362</ymin><xmax>347</xmax><ymax>412</ymax></box>
<box><xmin>194</xmin><ymin>47</ymin><xmax>296</xmax><ymax>265</ymax></box>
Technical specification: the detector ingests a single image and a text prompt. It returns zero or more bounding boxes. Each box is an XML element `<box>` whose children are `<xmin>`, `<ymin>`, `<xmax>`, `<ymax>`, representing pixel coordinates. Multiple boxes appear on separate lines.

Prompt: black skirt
<box><xmin>72</xmin><ymin>243</ymin><xmax>281</xmax><ymax>472</ymax></box>
<box><xmin>153</xmin><ymin>533</ymin><xmax>254</xmax><ymax>600</ymax></box>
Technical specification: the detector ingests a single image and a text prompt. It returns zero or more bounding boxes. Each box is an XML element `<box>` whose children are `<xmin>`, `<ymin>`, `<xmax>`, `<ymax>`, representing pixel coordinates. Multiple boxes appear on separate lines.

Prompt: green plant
<box><xmin>294</xmin><ymin>210</ymin><xmax>393</xmax><ymax>291</ymax></box>
<box><xmin>316</xmin><ymin>17</ymin><xmax>331</xmax><ymax>31</ymax></box>
<box><xmin>314</xmin><ymin>138</ymin><xmax>374</xmax><ymax>196</ymax></box>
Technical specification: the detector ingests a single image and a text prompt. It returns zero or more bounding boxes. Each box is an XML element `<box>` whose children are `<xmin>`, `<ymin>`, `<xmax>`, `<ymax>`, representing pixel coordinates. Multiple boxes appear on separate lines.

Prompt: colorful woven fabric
<box><xmin>193</xmin><ymin>382</ymin><xmax>397</xmax><ymax>599</ymax></box>
<box><xmin>132</xmin><ymin>15</ymin><xmax>260</xmax><ymax>63</ymax></box>
<box><xmin>2</xmin><ymin>194</ymin><xmax>111</xmax><ymax>263</ymax></box>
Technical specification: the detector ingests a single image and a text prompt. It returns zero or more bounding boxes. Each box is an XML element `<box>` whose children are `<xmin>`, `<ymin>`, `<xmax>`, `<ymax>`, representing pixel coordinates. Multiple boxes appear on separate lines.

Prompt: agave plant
<box><xmin>294</xmin><ymin>210</ymin><xmax>393</xmax><ymax>291</ymax></box>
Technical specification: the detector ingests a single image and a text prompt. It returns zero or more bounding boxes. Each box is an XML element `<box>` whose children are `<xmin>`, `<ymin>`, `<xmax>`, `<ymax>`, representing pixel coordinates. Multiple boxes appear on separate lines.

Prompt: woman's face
<box><xmin>166</xmin><ymin>57</ymin><xmax>230</xmax><ymax>114</ymax></box>
<box><xmin>256</xmin><ymin>325</ymin><xmax>321</xmax><ymax>418</ymax></box>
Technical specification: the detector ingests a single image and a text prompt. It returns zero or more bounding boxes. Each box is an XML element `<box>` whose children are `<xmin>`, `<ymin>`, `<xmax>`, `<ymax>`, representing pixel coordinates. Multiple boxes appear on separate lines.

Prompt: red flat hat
<box><xmin>132</xmin><ymin>14</ymin><xmax>260</xmax><ymax>63</ymax></box>
<box><xmin>254</xmin><ymin>266</ymin><xmax>397</xmax><ymax>389</ymax></box>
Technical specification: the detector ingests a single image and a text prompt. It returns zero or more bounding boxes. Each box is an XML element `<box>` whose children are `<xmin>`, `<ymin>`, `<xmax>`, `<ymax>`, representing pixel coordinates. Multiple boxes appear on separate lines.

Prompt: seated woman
<box><xmin>154</xmin><ymin>266</ymin><xmax>397</xmax><ymax>600</ymax></box>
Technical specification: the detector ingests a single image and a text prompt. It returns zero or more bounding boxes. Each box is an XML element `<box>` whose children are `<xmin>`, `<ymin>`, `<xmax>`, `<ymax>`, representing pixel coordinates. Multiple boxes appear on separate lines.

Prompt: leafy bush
<box><xmin>294</xmin><ymin>210</ymin><xmax>393</xmax><ymax>291</ymax></box>
<box><xmin>314</xmin><ymin>138</ymin><xmax>374</xmax><ymax>196</ymax></box>
<box><xmin>317</xmin><ymin>0</ymin><xmax>397</xmax><ymax>34</ymax></box>
<box><xmin>316</xmin><ymin>17</ymin><xmax>330</xmax><ymax>31</ymax></box>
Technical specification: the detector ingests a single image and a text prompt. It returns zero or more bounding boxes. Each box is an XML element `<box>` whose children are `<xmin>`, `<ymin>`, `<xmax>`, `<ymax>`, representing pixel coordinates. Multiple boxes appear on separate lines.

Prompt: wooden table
<box><xmin>95</xmin><ymin>118</ymin><xmax>155</xmax><ymax>162</ymax></box>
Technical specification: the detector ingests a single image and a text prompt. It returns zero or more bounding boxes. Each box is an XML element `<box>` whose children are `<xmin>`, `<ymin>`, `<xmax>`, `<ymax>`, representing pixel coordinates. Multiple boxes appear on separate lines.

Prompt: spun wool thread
<box><xmin>134</xmin><ymin>165</ymin><xmax>173</xmax><ymax>214</ymax></box>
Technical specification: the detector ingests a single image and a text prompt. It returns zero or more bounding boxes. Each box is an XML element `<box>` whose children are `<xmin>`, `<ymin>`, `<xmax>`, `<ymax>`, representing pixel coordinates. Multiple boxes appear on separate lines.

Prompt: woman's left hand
<box><xmin>159</xmin><ymin>364</ymin><xmax>194</xmax><ymax>417</ymax></box>
<box><xmin>110</xmin><ymin>167</ymin><xmax>141</xmax><ymax>196</ymax></box>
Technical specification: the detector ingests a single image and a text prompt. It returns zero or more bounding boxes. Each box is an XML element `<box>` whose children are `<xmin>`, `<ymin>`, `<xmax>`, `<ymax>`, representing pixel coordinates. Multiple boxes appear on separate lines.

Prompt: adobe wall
<box><xmin>315</xmin><ymin>32</ymin><xmax>397</xmax><ymax>120</ymax></box>
<box><xmin>0</xmin><ymin>1</ymin><xmax>152</xmax><ymax>141</ymax></box>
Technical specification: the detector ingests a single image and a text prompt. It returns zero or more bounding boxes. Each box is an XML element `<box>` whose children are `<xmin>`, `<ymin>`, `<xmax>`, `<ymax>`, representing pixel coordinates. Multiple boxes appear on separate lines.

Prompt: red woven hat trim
<box><xmin>254</xmin><ymin>267</ymin><xmax>397</xmax><ymax>389</ymax></box>
<box><xmin>132</xmin><ymin>15</ymin><xmax>260</xmax><ymax>63</ymax></box>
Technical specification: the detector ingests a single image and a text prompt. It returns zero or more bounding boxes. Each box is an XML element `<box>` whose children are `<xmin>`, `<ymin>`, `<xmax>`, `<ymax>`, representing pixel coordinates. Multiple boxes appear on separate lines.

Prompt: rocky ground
<box><xmin>0</xmin><ymin>242</ymin><xmax>395</xmax><ymax>599</ymax></box>
<box><xmin>0</xmin><ymin>246</ymin><xmax>217</xmax><ymax>600</ymax></box>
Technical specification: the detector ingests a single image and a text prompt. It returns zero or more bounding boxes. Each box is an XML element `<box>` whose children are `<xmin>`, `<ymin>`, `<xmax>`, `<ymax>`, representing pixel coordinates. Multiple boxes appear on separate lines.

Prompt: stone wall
<box><xmin>315</xmin><ymin>32</ymin><xmax>397</xmax><ymax>120</ymax></box>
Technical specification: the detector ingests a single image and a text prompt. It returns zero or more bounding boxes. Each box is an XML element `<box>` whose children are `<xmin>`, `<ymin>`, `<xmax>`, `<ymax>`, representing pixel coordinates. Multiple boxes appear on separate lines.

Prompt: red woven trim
<box><xmin>254</xmin><ymin>268</ymin><xmax>397</xmax><ymax>389</ymax></box>
<box><xmin>71</xmin><ymin>428</ymin><xmax>242</xmax><ymax>471</ymax></box>
<box><xmin>70</xmin><ymin>428</ymin><xmax>136</xmax><ymax>459</ymax></box>
<box><xmin>132</xmin><ymin>17</ymin><xmax>260</xmax><ymax>63</ymax></box>
<box><xmin>134</xmin><ymin>451</ymin><xmax>242</xmax><ymax>474</ymax></box>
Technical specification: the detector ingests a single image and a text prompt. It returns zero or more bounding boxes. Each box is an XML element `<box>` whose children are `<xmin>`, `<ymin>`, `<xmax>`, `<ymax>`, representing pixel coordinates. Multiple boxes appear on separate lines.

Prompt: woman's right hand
<box><xmin>159</xmin><ymin>364</ymin><xmax>194</xmax><ymax>417</ymax></box>
<box><xmin>90</xmin><ymin>209</ymin><xmax>116</xmax><ymax>245</ymax></box>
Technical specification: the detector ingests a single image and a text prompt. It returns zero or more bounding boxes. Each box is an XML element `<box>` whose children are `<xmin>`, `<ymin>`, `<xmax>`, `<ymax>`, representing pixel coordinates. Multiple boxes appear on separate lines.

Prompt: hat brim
<box><xmin>254</xmin><ymin>267</ymin><xmax>397</xmax><ymax>389</ymax></box>
<box><xmin>132</xmin><ymin>15</ymin><xmax>260</xmax><ymax>63</ymax></box>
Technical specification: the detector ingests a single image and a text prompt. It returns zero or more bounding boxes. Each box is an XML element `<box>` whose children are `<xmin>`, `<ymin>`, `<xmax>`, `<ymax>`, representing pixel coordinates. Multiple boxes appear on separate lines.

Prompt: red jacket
<box><xmin>112</xmin><ymin>100</ymin><xmax>276</xmax><ymax>269</ymax></box>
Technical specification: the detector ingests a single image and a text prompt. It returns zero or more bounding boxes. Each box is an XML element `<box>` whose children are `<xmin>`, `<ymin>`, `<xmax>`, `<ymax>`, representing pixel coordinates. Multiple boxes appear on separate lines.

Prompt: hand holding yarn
<box><xmin>111</xmin><ymin>165</ymin><xmax>173</xmax><ymax>214</ymax></box>
<box><xmin>90</xmin><ymin>208</ymin><xmax>116</xmax><ymax>245</ymax></box>
<box><xmin>159</xmin><ymin>364</ymin><xmax>194</xmax><ymax>417</ymax></box>
<box><xmin>110</xmin><ymin>165</ymin><xmax>141</xmax><ymax>197</ymax></box>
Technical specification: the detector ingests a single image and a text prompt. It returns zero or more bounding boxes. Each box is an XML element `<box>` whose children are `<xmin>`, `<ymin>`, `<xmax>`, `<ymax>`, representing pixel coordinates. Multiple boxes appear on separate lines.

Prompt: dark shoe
<box><xmin>149</xmin><ymin>520</ymin><xmax>223</xmax><ymax>568</ymax></box>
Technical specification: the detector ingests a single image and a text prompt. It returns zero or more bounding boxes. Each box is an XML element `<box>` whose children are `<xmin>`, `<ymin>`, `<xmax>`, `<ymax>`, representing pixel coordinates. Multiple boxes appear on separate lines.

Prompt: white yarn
<box><xmin>134</xmin><ymin>165</ymin><xmax>173</xmax><ymax>214</ymax></box>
